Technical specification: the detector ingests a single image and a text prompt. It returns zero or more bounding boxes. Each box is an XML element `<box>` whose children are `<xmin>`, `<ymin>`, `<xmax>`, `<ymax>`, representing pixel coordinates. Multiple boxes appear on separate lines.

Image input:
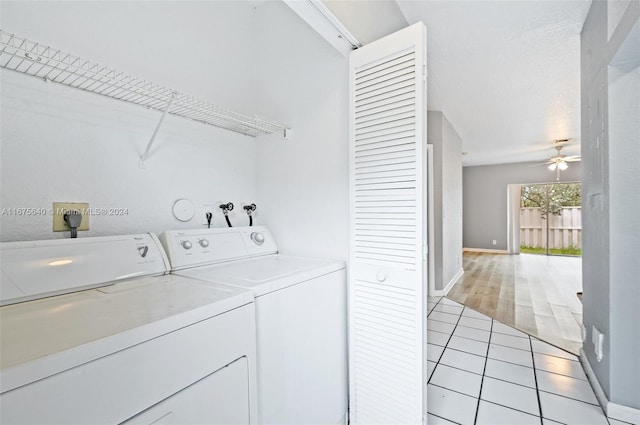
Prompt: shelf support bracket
<box><xmin>139</xmin><ymin>92</ymin><xmax>176</xmax><ymax>168</ymax></box>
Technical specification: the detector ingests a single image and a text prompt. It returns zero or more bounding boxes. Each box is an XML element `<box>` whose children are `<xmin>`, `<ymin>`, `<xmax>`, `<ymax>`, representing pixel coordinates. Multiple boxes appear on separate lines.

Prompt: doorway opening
<box><xmin>520</xmin><ymin>182</ymin><xmax>582</xmax><ymax>256</ymax></box>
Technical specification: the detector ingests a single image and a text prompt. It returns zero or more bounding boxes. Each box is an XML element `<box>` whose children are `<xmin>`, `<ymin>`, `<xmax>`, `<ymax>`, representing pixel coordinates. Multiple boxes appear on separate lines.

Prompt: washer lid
<box><xmin>177</xmin><ymin>255</ymin><xmax>345</xmax><ymax>296</ymax></box>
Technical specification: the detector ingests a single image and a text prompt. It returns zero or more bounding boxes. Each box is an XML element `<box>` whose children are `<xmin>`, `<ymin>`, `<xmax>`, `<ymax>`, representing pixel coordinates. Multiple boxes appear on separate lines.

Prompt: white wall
<box><xmin>252</xmin><ymin>2</ymin><xmax>349</xmax><ymax>260</ymax></box>
<box><xmin>427</xmin><ymin>111</ymin><xmax>463</xmax><ymax>292</ymax></box>
<box><xmin>1</xmin><ymin>1</ymin><xmax>351</xmax><ymax>259</ymax></box>
<box><xmin>581</xmin><ymin>0</ymin><xmax>640</xmax><ymax>415</ymax></box>
<box><xmin>440</xmin><ymin>114</ymin><xmax>463</xmax><ymax>289</ymax></box>
<box><xmin>1</xmin><ymin>1</ymin><xmax>258</xmax><ymax>113</ymax></box>
<box><xmin>0</xmin><ymin>1</ymin><xmax>260</xmax><ymax>241</ymax></box>
<box><xmin>608</xmin><ymin>26</ymin><xmax>640</xmax><ymax>412</ymax></box>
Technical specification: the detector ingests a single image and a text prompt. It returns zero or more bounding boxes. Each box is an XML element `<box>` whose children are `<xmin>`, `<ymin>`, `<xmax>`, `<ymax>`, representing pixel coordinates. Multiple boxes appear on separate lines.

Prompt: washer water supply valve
<box><xmin>63</xmin><ymin>210</ymin><xmax>83</xmax><ymax>238</ymax></box>
<box><xmin>243</xmin><ymin>203</ymin><xmax>257</xmax><ymax>226</ymax></box>
<box><xmin>219</xmin><ymin>202</ymin><xmax>234</xmax><ymax>227</ymax></box>
<box><xmin>205</xmin><ymin>211</ymin><xmax>213</xmax><ymax>229</ymax></box>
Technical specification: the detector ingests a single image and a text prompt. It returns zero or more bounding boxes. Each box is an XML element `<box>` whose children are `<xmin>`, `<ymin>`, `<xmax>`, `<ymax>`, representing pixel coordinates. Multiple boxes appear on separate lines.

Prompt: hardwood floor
<box><xmin>446</xmin><ymin>251</ymin><xmax>583</xmax><ymax>354</ymax></box>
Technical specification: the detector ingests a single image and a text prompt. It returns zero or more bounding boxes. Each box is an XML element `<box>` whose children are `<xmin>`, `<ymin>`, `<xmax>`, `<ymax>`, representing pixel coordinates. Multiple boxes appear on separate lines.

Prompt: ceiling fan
<box><xmin>546</xmin><ymin>139</ymin><xmax>581</xmax><ymax>180</ymax></box>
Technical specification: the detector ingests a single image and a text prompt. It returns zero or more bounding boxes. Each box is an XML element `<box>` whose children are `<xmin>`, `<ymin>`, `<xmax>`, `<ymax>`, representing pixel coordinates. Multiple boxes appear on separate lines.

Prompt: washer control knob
<box><xmin>199</xmin><ymin>239</ymin><xmax>209</xmax><ymax>248</ymax></box>
<box><xmin>251</xmin><ymin>232</ymin><xmax>265</xmax><ymax>245</ymax></box>
<box><xmin>181</xmin><ymin>240</ymin><xmax>193</xmax><ymax>250</ymax></box>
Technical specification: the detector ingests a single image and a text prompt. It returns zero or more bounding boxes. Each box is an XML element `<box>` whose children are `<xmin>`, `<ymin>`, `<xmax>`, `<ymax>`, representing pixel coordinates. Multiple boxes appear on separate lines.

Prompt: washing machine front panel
<box><xmin>159</xmin><ymin>226</ymin><xmax>277</xmax><ymax>271</ymax></box>
<box><xmin>160</xmin><ymin>226</ymin><xmax>349</xmax><ymax>425</ymax></box>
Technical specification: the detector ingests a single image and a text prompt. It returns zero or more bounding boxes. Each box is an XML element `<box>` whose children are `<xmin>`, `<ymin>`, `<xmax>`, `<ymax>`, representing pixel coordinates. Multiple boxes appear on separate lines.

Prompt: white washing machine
<box><xmin>0</xmin><ymin>234</ymin><xmax>258</xmax><ymax>424</ymax></box>
<box><xmin>160</xmin><ymin>226</ymin><xmax>348</xmax><ymax>425</ymax></box>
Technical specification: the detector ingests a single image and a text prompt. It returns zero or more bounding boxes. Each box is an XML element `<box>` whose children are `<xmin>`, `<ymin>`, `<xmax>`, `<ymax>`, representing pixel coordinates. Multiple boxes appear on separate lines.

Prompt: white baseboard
<box><xmin>608</xmin><ymin>402</ymin><xmax>640</xmax><ymax>424</ymax></box>
<box><xmin>580</xmin><ymin>349</ymin><xmax>609</xmax><ymax>411</ymax></box>
<box><xmin>431</xmin><ymin>268</ymin><xmax>464</xmax><ymax>297</ymax></box>
<box><xmin>463</xmin><ymin>247</ymin><xmax>508</xmax><ymax>254</ymax></box>
<box><xmin>580</xmin><ymin>349</ymin><xmax>640</xmax><ymax>424</ymax></box>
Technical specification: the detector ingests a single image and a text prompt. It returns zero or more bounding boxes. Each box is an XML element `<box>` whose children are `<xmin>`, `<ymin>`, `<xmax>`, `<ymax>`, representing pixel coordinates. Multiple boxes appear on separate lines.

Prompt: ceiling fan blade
<box><xmin>565</xmin><ymin>156</ymin><xmax>581</xmax><ymax>162</ymax></box>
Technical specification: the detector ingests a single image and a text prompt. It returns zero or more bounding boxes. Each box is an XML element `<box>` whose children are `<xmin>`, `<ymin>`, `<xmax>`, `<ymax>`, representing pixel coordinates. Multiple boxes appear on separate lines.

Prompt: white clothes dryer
<box><xmin>0</xmin><ymin>234</ymin><xmax>257</xmax><ymax>424</ymax></box>
<box><xmin>160</xmin><ymin>226</ymin><xmax>348</xmax><ymax>425</ymax></box>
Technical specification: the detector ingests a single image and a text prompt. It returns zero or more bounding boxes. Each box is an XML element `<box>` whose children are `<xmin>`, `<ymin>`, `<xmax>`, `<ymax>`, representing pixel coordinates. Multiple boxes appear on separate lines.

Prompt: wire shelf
<box><xmin>0</xmin><ymin>30</ymin><xmax>286</xmax><ymax>138</ymax></box>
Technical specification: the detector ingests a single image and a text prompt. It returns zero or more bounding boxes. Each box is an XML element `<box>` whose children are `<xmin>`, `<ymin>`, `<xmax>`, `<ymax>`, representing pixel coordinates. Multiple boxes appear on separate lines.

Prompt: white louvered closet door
<box><xmin>349</xmin><ymin>22</ymin><xmax>428</xmax><ymax>424</ymax></box>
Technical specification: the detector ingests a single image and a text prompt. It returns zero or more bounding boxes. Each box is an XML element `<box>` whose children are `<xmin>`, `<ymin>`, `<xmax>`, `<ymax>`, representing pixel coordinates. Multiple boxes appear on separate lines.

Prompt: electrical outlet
<box><xmin>492</xmin><ymin>240</ymin><xmax>497</xmax><ymax>246</ymax></box>
<box><xmin>202</xmin><ymin>204</ymin><xmax>214</xmax><ymax>225</ymax></box>
<box><xmin>592</xmin><ymin>326</ymin><xmax>604</xmax><ymax>362</ymax></box>
<box><xmin>53</xmin><ymin>202</ymin><xmax>90</xmax><ymax>232</ymax></box>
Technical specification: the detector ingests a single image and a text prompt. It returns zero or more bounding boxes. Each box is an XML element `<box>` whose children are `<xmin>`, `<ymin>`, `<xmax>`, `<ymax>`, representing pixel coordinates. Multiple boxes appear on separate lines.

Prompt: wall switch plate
<box><xmin>53</xmin><ymin>202</ymin><xmax>90</xmax><ymax>232</ymax></box>
<box><xmin>202</xmin><ymin>204</ymin><xmax>214</xmax><ymax>225</ymax></box>
<box><xmin>492</xmin><ymin>240</ymin><xmax>497</xmax><ymax>245</ymax></box>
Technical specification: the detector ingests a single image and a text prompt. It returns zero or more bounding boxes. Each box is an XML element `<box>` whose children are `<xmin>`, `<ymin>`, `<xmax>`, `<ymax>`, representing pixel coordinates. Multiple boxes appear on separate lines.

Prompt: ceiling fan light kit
<box><xmin>540</xmin><ymin>139</ymin><xmax>580</xmax><ymax>180</ymax></box>
<box><xmin>546</xmin><ymin>139</ymin><xmax>579</xmax><ymax>168</ymax></box>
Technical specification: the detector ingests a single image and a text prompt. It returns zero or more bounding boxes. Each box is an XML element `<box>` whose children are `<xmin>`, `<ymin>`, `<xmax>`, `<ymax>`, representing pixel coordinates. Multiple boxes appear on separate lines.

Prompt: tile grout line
<box><xmin>435</xmin><ymin>300</ymin><xmax>605</xmax><ymax>423</ymax></box>
<box><xmin>472</xmin><ymin>312</ymin><xmax>493</xmax><ymax>425</ymax></box>
<box><xmin>529</xmin><ymin>334</ymin><xmax>545</xmax><ymax>425</ymax></box>
<box><xmin>428</xmin><ymin>297</ymin><xmax>475</xmax><ymax>424</ymax></box>
<box><xmin>435</xmin><ymin>356</ymin><xmax>602</xmax><ymax>407</ymax></box>
<box><xmin>427</xmin><ymin>412</ymin><xmax>463</xmax><ymax>425</ymax></box>
<box><xmin>429</xmin><ymin>382</ymin><xmax>550</xmax><ymax>421</ymax></box>
<box><xmin>536</xmin><ymin>388</ymin><xmax>603</xmax><ymax>408</ymax></box>
<box><xmin>429</xmin><ymin>299</ymin><xmax>465</xmax><ymax>384</ymax></box>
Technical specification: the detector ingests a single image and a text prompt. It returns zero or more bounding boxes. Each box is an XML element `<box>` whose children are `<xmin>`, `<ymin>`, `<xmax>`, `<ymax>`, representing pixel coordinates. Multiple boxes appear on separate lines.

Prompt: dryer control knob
<box><xmin>251</xmin><ymin>232</ymin><xmax>265</xmax><ymax>245</ymax></box>
<box><xmin>199</xmin><ymin>239</ymin><xmax>209</xmax><ymax>248</ymax></box>
<box><xmin>181</xmin><ymin>240</ymin><xmax>193</xmax><ymax>250</ymax></box>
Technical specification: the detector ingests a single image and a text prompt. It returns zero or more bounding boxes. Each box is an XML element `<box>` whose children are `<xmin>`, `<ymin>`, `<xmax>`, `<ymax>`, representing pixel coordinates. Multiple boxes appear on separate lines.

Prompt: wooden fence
<box><xmin>520</xmin><ymin>207</ymin><xmax>582</xmax><ymax>249</ymax></box>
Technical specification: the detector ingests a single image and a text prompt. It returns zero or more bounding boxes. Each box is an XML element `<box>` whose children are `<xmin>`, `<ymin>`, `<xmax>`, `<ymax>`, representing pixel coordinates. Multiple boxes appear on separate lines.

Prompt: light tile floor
<box><xmin>427</xmin><ymin>296</ymin><xmax>633</xmax><ymax>425</ymax></box>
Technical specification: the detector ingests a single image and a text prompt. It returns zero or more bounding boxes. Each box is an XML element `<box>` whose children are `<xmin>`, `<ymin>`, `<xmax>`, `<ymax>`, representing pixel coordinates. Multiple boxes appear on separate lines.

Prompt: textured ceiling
<box><xmin>329</xmin><ymin>0</ymin><xmax>592</xmax><ymax>166</ymax></box>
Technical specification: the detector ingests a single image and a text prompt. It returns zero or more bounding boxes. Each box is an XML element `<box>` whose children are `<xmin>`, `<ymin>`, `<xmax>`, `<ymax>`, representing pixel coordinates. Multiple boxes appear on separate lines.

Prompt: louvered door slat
<box><xmin>356</xmin><ymin>52</ymin><xmax>415</xmax><ymax>79</ymax></box>
<box><xmin>356</xmin><ymin>205</ymin><xmax>415</xmax><ymax>212</ymax></box>
<box><xmin>355</xmin><ymin>133</ymin><xmax>415</xmax><ymax>149</ymax></box>
<box><xmin>355</xmin><ymin>374</ymin><xmax>415</xmax><ymax>403</ymax></box>
<box><xmin>355</xmin><ymin>105</ymin><xmax>414</xmax><ymax>127</ymax></box>
<box><xmin>356</xmin><ymin>239</ymin><xmax>416</xmax><ymax>248</ymax></box>
<box><xmin>355</xmin><ymin>173</ymin><xmax>416</xmax><ymax>184</ymax></box>
<box><xmin>355</xmin><ymin>86</ymin><xmax>414</xmax><ymax>109</ymax></box>
<box><xmin>355</xmin><ymin>94</ymin><xmax>415</xmax><ymax>117</ymax></box>
<box><xmin>355</xmin><ymin>304</ymin><xmax>415</xmax><ymax>326</ymax></box>
<box><xmin>356</xmin><ymin>72</ymin><xmax>415</xmax><ymax>97</ymax></box>
<box><xmin>357</xmin><ymin>69</ymin><xmax>415</xmax><ymax>94</ymax></box>
<box><xmin>355</xmin><ymin>123</ymin><xmax>415</xmax><ymax>141</ymax></box>
<box><xmin>355</xmin><ymin>230</ymin><xmax>414</xmax><ymax>239</ymax></box>
<box><xmin>349</xmin><ymin>23</ymin><xmax>427</xmax><ymax>424</ymax></box>
<box><xmin>354</xmin><ymin>148</ymin><xmax>415</xmax><ymax>166</ymax></box>
<box><xmin>356</xmin><ymin>116</ymin><xmax>415</xmax><ymax>135</ymax></box>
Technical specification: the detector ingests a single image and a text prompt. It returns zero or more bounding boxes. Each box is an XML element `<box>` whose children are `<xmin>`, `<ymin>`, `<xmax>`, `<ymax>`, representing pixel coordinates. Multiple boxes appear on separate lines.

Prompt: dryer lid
<box><xmin>0</xmin><ymin>234</ymin><xmax>169</xmax><ymax>306</ymax></box>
